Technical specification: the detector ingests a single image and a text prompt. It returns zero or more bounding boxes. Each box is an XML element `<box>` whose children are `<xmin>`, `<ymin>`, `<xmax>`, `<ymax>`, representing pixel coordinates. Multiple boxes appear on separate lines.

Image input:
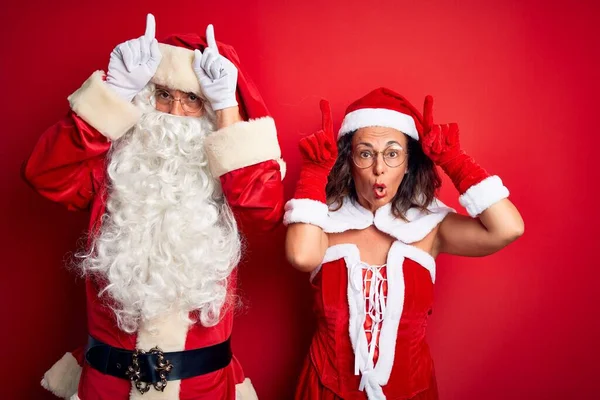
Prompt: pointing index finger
<box><xmin>144</xmin><ymin>13</ymin><xmax>156</xmax><ymax>40</ymax></box>
<box><xmin>206</xmin><ymin>24</ymin><xmax>218</xmax><ymax>51</ymax></box>
<box><xmin>319</xmin><ymin>99</ymin><xmax>334</xmax><ymax>137</ymax></box>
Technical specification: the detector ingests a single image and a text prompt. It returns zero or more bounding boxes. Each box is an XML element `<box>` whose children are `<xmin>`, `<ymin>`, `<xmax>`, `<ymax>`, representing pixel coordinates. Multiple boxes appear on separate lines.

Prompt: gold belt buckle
<box><xmin>126</xmin><ymin>346</ymin><xmax>174</xmax><ymax>395</ymax></box>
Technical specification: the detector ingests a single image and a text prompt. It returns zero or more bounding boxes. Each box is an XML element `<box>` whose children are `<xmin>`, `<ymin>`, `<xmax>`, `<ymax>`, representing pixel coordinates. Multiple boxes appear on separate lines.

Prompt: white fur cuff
<box><xmin>41</xmin><ymin>352</ymin><xmax>82</xmax><ymax>399</ymax></box>
<box><xmin>204</xmin><ymin>117</ymin><xmax>283</xmax><ymax>178</ymax></box>
<box><xmin>68</xmin><ymin>71</ymin><xmax>142</xmax><ymax>141</ymax></box>
<box><xmin>283</xmin><ymin>198</ymin><xmax>329</xmax><ymax>228</ymax></box>
<box><xmin>459</xmin><ymin>175</ymin><xmax>510</xmax><ymax>217</ymax></box>
<box><xmin>235</xmin><ymin>378</ymin><xmax>259</xmax><ymax>400</ymax></box>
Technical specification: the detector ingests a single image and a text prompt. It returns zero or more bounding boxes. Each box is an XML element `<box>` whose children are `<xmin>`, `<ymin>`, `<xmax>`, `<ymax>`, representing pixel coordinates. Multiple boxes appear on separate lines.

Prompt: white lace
<box><xmin>349</xmin><ymin>261</ymin><xmax>388</xmax><ymax>390</ymax></box>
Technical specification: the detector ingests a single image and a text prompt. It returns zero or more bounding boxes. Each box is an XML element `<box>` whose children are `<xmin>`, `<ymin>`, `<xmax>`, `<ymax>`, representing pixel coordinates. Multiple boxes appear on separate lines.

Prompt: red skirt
<box><xmin>294</xmin><ymin>355</ymin><xmax>439</xmax><ymax>400</ymax></box>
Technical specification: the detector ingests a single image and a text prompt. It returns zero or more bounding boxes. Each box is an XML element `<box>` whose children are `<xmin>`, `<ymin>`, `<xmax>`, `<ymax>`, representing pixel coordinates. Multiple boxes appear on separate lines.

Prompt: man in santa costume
<box><xmin>23</xmin><ymin>14</ymin><xmax>284</xmax><ymax>400</ymax></box>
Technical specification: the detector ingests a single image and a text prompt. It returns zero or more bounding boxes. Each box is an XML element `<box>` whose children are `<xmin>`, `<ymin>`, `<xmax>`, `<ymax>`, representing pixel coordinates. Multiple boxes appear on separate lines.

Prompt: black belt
<box><xmin>85</xmin><ymin>335</ymin><xmax>232</xmax><ymax>394</ymax></box>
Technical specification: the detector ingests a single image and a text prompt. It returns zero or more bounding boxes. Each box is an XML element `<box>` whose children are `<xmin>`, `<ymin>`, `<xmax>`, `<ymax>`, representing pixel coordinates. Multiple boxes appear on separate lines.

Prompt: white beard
<box><xmin>80</xmin><ymin>108</ymin><xmax>241</xmax><ymax>334</ymax></box>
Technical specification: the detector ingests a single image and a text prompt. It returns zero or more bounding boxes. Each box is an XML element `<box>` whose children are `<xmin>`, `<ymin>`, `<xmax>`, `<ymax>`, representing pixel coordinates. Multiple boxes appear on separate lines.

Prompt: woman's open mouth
<box><xmin>373</xmin><ymin>183</ymin><xmax>387</xmax><ymax>199</ymax></box>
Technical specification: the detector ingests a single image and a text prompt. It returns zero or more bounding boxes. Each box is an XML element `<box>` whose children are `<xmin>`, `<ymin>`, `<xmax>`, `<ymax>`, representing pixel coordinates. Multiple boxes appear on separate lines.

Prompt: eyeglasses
<box><xmin>153</xmin><ymin>89</ymin><xmax>204</xmax><ymax>113</ymax></box>
<box><xmin>352</xmin><ymin>147</ymin><xmax>407</xmax><ymax>169</ymax></box>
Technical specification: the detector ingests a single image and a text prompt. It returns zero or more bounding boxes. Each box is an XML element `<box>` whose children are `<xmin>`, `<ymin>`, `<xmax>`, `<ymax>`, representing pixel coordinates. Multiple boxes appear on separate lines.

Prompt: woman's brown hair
<box><xmin>325</xmin><ymin>130</ymin><xmax>441</xmax><ymax>220</ymax></box>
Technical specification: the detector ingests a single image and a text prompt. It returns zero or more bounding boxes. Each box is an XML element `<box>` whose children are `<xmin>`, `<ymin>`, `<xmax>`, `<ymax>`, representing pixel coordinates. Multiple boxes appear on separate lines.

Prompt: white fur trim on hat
<box><xmin>339</xmin><ymin>108</ymin><xmax>419</xmax><ymax>140</ymax></box>
<box><xmin>41</xmin><ymin>352</ymin><xmax>82</xmax><ymax>399</ymax></box>
<box><xmin>68</xmin><ymin>71</ymin><xmax>142</xmax><ymax>141</ymax></box>
<box><xmin>204</xmin><ymin>117</ymin><xmax>283</xmax><ymax>178</ymax></box>
<box><xmin>459</xmin><ymin>175</ymin><xmax>509</xmax><ymax>217</ymax></box>
<box><xmin>152</xmin><ymin>44</ymin><xmax>201</xmax><ymax>95</ymax></box>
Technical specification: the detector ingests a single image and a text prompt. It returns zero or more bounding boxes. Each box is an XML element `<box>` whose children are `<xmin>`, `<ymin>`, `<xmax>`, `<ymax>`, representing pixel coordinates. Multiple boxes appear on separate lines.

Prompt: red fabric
<box><xmin>72</xmin><ymin>346</ymin><xmax>86</xmax><ymax>366</ymax></box>
<box><xmin>436</xmin><ymin>149</ymin><xmax>489</xmax><ymax>194</ymax></box>
<box><xmin>220</xmin><ymin>159</ymin><xmax>284</xmax><ymax>235</ymax></box>
<box><xmin>297</xmin><ymin>257</ymin><xmax>437</xmax><ymax>399</ymax></box>
<box><xmin>295</xmin><ymin>355</ymin><xmax>439</xmax><ymax>400</ymax></box>
<box><xmin>23</xmin><ymin>110</ymin><xmax>283</xmax><ymax>398</ymax></box>
<box><xmin>294</xmin><ymin>100</ymin><xmax>337</xmax><ymax>203</ymax></box>
<box><xmin>22</xmin><ymin>111</ymin><xmax>110</xmax><ymax>213</ymax></box>
<box><xmin>22</xmin><ymin>112</ymin><xmax>110</xmax><ymax>241</ymax></box>
<box><xmin>421</xmin><ymin>98</ymin><xmax>490</xmax><ymax>194</ymax></box>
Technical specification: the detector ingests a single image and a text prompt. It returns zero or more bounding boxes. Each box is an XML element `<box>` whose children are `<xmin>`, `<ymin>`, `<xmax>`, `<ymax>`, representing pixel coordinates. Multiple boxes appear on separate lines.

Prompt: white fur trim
<box><xmin>235</xmin><ymin>378</ymin><xmax>259</xmax><ymax>400</ymax></box>
<box><xmin>339</xmin><ymin>108</ymin><xmax>419</xmax><ymax>140</ymax></box>
<box><xmin>285</xmin><ymin>196</ymin><xmax>453</xmax><ymax>243</ymax></box>
<box><xmin>152</xmin><ymin>44</ymin><xmax>201</xmax><ymax>95</ymax></box>
<box><xmin>459</xmin><ymin>175</ymin><xmax>509</xmax><ymax>217</ymax></box>
<box><xmin>371</xmin><ymin>242</ymin><xmax>405</xmax><ymax>386</ymax></box>
<box><xmin>69</xmin><ymin>394</ymin><xmax>81</xmax><ymax>400</ymax></box>
<box><xmin>68</xmin><ymin>71</ymin><xmax>142</xmax><ymax>141</ymax></box>
<box><xmin>204</xmin><ymin>117</ymin><xmax>282</xmax><ymax>178</ymax></box>
<box><xmin>322</xmin><ymin>198</ymin><xmax>454</xmax><ymax>243</ymax></box>
<box><xmin>41</xmin><ymin>352</ymin><xmax>82</xmax><ymax>399</ymax></box>
<box><xmin>322</xmin><ymin>200</ymin><xmax>374</xmax><ymax>233</ymax></box>
<box><xmin>130</xmin><ymin>313</ymin><xmax>191</xmax><ymax>400</ymax></box>
<box><xmin>310</xmin><ymin>243</ymin><xmax>358</xmax><ymax>282</ymax></box>
<box><xmin>374</xmin><ymin>199</ymin><xmax>453</xmax><ymax>244</ymax></box>
<box><xmin>276</xmin><ymin>158</ymin><xmax>287</xmax><ymax>180</ymax></box>
<box><xmin>397</xmin><ymin>242</ymin><xmax>436</xmax><ymax>283</ymax></box>
<box><xmin>283</xmin><ymin>198</ymin><xmax>329</xmax><ymax>228</ymax></box>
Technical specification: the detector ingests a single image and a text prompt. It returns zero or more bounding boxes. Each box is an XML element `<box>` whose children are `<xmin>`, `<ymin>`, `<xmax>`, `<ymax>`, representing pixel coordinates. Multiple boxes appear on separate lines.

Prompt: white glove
<box><xmin>193</xmin><ymin>25</ymin><xmax>238</xmax><ymax>111</ymax></box>
<box><xmin>106</xmin><ymin>14</ymin><xmax>162</xmax><ymax>102</ymax></box>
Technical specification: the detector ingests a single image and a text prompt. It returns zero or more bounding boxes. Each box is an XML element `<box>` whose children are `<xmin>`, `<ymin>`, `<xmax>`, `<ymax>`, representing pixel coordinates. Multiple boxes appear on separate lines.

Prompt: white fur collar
<box><xmin>322</xmin><ymin>198</ymin><xmax>454</xmax><ymax>244</ymax></box>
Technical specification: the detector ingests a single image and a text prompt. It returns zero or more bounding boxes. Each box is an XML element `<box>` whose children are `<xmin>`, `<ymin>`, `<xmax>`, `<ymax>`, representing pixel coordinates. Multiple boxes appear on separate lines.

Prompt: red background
<box><xmin>1</xmin><ymin>0</ymin><xmax>599</xmax><ymax>399</ymax></box>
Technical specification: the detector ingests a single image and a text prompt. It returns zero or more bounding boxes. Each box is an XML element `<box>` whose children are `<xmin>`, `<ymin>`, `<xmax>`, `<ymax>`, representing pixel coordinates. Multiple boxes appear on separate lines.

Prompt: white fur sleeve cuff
<box><xmin>41</xmin><ymin>352</ymin><xmax>82</xmax><ymax>399</ymax></box>
<box><xmin>283</xmin><ymin>198</ymin><xmax>329</xmax><ymax>228</ymax></box>
<box><xmin>459</xmin><ymin>175</ymin><xmax>510</xmax><ymax>217</ymax></box>
<box><xmin>68</xmin><ymin>71</ymin><xmax>142</xmax><ymax>141</ymax></box>
<box><xmin>204</xmin><ymin>116</ymin><xmax>284</xmax><ymax>178</ymax></box>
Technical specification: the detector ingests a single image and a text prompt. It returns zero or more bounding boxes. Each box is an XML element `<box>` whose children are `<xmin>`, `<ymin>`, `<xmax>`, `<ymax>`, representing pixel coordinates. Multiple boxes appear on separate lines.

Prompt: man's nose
<box><xmin>169</xmin><ymin>99</ymin><xmax>186</xmax><ymax>116</ymax></box>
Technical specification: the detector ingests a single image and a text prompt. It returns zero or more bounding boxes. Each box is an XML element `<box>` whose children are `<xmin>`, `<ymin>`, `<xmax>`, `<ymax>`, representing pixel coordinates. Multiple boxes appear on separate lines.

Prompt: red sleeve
<box><xmin>22</xmin><ymin>111</ymin><xmax>110</xmax><ymax>211</ymax></box>
<box><xmin>219</xmin><ymin>159</ymin><xmax>284</xmax><ymax>235</ymax></box>
<box><xmin>71</xmin><ymin>345</ymin><xmax>86</xmax><ymax>366</ymax></box>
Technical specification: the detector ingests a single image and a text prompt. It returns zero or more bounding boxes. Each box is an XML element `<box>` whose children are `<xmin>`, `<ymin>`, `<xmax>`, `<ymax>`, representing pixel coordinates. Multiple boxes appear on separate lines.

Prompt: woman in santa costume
<box><xmin>24</xmin><ymin>14</ymin><xmax>284</xmax><ymax>400</ymax></box>
<box><xmin>284</xmin><ymin>88</ymin><xmax>524</xmax><ymax>399</ymax></box>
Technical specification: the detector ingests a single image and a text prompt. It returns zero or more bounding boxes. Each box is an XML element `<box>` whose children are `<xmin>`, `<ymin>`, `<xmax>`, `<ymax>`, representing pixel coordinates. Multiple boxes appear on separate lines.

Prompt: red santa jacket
<box><xmin>24</xmin><ymin>70</ymin><xmax>285</xmax><ymax>400</ymax></box>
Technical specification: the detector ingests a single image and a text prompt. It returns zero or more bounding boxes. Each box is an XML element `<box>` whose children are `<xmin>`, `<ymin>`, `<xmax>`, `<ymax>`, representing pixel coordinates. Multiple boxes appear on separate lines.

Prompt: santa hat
<box><xmin>151</xmin><ymin>33</ymin><xmax>269</xmax><ymax>121</ymax></box>
<box><xmin>338</xmin><ymin>87</ymin><xmax>425</xmax><ymax>141</ymax></box>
